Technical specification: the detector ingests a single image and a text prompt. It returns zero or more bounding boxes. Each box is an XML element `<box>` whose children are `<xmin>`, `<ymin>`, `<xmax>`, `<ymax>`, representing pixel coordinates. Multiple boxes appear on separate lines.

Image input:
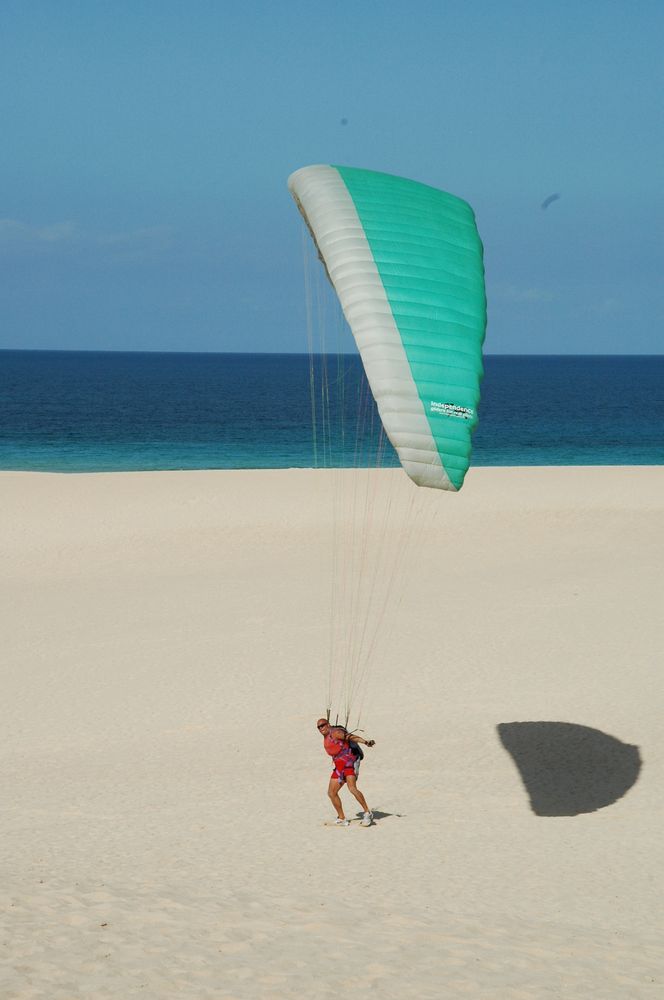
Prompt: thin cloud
<box><xmin>96</xmin><ymin>226</ymin><xmax>175</xmax><ymax>250</ymax></box>
<box><xmin>590</xmin><ymin>297</ymin><xmax>623</xmax><ymax>316</ymax></box>
<box><xmin>497</xmin><ymin>284</ymin><xmax>555</xmax><ymax>304</ymax></box>
<box><xmin>0</xmin><ymin>219</ymin><xmax>80</xmax><ymax>245</ymax></box>
<box><xmin>0</xmin><ymin>219</ymin><xmax>176</xmax><ymax>258</ymax></box>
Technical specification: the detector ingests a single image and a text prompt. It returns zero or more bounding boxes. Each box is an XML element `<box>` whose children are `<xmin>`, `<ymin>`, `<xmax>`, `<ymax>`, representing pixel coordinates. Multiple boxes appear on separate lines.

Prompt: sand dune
<box><xmin>2</xmin><ymin>468</ymin><xmax>662</xmax><ymax>998</ymax></box>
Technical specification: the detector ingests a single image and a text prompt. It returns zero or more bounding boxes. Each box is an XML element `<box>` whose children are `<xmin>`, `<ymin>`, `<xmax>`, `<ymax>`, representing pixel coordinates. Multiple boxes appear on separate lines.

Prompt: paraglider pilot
<box><xmin>317</xmin><ymin>718</ymin><xmax>375</xmax><ymax>826</ymax></box>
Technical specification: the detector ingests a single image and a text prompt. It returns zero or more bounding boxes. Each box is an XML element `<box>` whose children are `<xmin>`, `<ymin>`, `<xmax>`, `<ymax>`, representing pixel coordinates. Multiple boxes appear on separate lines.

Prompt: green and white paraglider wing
<box><xmin>288</xmin><ymin>165</ymin><xmax>486</xmax><ymax>490</ymax></box>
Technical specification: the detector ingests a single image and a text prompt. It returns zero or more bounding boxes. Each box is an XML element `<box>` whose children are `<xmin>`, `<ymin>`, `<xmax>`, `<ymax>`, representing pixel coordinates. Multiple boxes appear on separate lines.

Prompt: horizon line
<box><xmin>2</xmin><ymin>348</ymin><xmax>663</xmax><ymax>359</ymax></box>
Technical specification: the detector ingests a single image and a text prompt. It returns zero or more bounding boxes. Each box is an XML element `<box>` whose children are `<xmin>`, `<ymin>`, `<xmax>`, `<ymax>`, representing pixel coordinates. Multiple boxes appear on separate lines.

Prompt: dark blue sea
<box><xmin>0</xmin><ymin>351</ymin><xmax>662</xmax><ymax>471</ymax></box>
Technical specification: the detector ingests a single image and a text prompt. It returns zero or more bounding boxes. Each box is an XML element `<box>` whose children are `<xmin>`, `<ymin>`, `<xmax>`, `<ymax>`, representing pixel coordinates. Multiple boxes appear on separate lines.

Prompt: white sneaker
<box><xmin>361</xmin><ymin>811</ymin><xmax>373</xmax><ymax>827</ymax></box>
<box><xmin>335</xmin><ymin>818</ymin><xmax>350</xmax><ymax>826</ymax></box>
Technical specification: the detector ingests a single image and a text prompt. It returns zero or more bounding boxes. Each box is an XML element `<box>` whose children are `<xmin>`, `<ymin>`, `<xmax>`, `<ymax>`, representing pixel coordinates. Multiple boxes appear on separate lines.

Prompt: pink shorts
<box><xmin>331</xmin><ymin>751</ymin><xmax>360</xmax><ymax>785</ymax></box>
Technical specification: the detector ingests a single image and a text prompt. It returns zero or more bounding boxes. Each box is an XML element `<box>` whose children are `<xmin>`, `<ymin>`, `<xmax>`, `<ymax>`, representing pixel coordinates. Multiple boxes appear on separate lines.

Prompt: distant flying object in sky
<box><xmin>340</xmin><ymin>118</ymin><xmax>348</xmax><ymax>126</ymax></box>
<box><xmin>541</xmin><ymin>192</ymin><xmax>561</xmax><ymax>210</ymax></box>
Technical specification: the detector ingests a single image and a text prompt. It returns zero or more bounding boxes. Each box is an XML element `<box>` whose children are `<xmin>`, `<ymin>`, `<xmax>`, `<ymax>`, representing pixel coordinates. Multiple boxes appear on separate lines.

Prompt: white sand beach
<box><xmin>2</xmin><ymin>467</ymin><xmax>663</xmax><ymax>999</ymax></box>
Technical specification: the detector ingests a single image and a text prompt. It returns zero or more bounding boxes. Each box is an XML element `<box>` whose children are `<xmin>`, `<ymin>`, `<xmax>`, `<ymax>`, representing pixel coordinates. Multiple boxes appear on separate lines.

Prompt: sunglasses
<box><xmin>317</xmin><ymin>723</ymin><xmax>327</xmax><ymax>730</ymax></box>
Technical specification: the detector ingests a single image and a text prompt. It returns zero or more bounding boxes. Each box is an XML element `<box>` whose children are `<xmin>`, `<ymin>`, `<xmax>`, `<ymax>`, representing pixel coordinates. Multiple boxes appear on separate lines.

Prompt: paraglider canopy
<box><xmin>289</xmin><ymin>164</ymin><xmax>487</xmax><ymax>491</ymax></box>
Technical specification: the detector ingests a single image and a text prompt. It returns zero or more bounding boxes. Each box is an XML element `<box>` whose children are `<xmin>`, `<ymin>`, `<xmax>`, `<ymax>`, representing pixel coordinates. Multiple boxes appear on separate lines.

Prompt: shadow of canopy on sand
<box><xmin>497</xmin><ymin>722</ymin><xmax>641</xmax><ymax>816</ymax></box>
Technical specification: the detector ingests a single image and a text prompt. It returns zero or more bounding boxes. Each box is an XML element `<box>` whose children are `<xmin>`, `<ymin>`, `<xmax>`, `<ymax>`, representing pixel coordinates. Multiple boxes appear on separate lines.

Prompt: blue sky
<box><xmin>1</xmin><ymin>0</ymin><xmax>662</xmax><ymax>353</ymax></box>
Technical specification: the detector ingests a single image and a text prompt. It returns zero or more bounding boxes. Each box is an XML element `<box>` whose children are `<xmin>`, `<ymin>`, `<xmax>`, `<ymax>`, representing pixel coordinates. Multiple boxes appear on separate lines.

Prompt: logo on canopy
<box><xmin>430</xmin><ymin>401</ymin><xmax>474</xmax><ymax>420</ymax></box>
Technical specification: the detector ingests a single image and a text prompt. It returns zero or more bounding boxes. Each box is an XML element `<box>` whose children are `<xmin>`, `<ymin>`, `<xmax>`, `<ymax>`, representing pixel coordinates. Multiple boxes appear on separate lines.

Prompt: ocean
<box><xmin>1</xmin><ymin>350</ymin><xmax>662</xmax><ymax>472</ymax></box>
